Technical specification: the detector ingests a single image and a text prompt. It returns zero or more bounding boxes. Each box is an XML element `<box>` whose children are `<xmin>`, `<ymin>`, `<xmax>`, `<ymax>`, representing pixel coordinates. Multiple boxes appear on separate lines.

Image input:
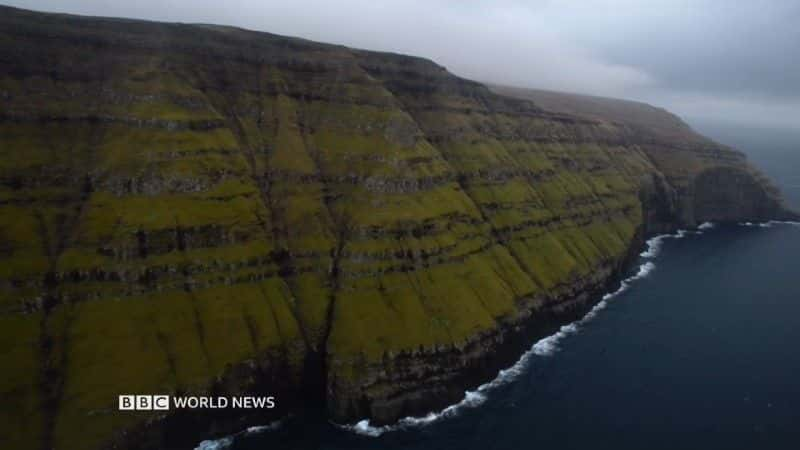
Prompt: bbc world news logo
<box><xmin>119</xmin><ymin>395</ymin><xmax>276</xmax><ymax>411</ymax></box>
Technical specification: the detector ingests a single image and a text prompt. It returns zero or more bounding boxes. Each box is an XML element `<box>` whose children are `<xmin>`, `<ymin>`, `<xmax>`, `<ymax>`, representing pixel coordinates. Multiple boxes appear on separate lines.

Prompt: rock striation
<box><xmin>0</xmin><ymin>6</ymin><xmax>794</xmax><ymax>450</ymax></box>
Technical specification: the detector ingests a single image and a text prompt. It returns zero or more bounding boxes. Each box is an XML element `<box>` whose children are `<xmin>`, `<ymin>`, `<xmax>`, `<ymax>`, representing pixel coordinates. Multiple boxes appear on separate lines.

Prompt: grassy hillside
<box><xmin>0</xmin><ymin>6</ymin><xmax>790</xmax><ymax>450</ymax></box>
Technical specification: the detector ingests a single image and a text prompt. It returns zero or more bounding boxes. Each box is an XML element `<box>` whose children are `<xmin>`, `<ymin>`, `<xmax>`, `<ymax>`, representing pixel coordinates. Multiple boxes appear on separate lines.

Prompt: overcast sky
<box><xmin>6</xmin><ymin>0</ymin><xmax>800</xmax><ymax>129</ymax></box>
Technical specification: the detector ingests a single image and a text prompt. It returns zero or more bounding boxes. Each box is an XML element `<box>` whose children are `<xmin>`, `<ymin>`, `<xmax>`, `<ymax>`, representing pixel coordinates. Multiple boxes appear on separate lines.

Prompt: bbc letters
<box><xmin>119</xmin><ymin>395</ymin><xmax>276</xmax><ymax>411</ymax></box>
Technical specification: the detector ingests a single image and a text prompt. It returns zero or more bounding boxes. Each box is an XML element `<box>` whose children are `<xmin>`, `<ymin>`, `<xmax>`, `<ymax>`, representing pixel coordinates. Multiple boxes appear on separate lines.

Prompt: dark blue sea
<box><xmin>201</xmin><ymin>121</ymin><xmax>800</xmax><ymax>450</ymax></box>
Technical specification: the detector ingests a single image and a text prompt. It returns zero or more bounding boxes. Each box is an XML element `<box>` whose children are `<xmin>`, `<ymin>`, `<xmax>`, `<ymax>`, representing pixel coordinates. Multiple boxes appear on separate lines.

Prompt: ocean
<box><xmin>200</xmin><ymin>121</ymin><xmax>800</xmax><ymax>450</ymax></box>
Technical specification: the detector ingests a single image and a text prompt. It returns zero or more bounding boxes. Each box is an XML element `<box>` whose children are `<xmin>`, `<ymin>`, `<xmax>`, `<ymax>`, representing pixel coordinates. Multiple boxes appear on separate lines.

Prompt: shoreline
<box><xmin>195</xmin><ymin>223</ymin><xmax>713</xmax><ymax>448</ymax></box>
<box><xmin>340</xmin><ymin>220</ymin><xmax>800</xmax><ymax>438</ymax></box>
<box><xmin>194</xmin><ymin>220</ymin><xmax>800</xmax><ymax>449</ymax></box>
<box><xmin>339</xmin><ymin>225</ymin><xmax>696</xmax><ymax>437</ymax></box>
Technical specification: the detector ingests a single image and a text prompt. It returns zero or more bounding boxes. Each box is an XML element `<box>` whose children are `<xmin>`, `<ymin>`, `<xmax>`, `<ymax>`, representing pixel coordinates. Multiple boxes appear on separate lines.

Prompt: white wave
<box><xmin>640</xmin><ymin>228</ymin><xmax>691</xmax><ymax>258</ymax></box>
<box><xmin>640</xmin><ymin>234</ymin><xmax>667</xmax><ymax>258</ymax></box>
<box><xmin>603</xmin><ymin>281</ymin><xmax>629</xmax><ymax>301</ymax></box>
<box><xmin>346</xmin><ymin>390</ymin><xmax>489</xmax><ymax>437</ymax></box>
<box><xmin>739</xmin><ymin>220</ymin><xmax>800</xmax><ymax>229</ymax></box>
<box><xmin>631</xmin><ymin>261</ymin><xmax>656</xmax><ymax>280</ymax></box>
<box><xmin>194</xmin><ymin>419</ymin><xmax>284</xmax><ymax>450</ymax></box>
<box><xmin>698</xmin><ymin>222</ymin><xmax>715</xmax><ymax>230</ymax></box>
<box><xmin>771</xmin><ymin>220</ymin><xmax>800</xmax><ymax>227</ymax></box>
<box><xmin>195</xmin><ymin>437</ymin><xmax>233</xmax><ymax>450</ymax></box>
<box><xmin>532</xmin><ymin>323</ymin><xmax>579</xmax><ymax>356</ymax></box>
<box><xmin>245</xmin><ymin>420</ymin><xmax>283</xmax><ymax>435</ymax></box>
<box><xmin>344</xmin><ymin>256</ymin><xmax>662</xmax><ymax>437</ymax></box>
<box><xmin>582</xmin><ymin>298</ymin><xmax>609</xmax><ymax>321</ymax></box>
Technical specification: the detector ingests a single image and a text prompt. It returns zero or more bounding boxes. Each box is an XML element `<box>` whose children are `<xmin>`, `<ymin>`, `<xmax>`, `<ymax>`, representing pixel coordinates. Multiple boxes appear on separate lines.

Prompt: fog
<box><xmin>6</xmin><ymin>0</ymin><xmax>800</xmax><ymax>129</ymax></box>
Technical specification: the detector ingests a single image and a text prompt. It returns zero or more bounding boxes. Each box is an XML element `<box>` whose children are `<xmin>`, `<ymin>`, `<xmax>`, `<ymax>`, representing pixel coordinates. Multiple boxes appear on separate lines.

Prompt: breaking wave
<box><xmin>343</xmin><ymin>229</ymin><xmax>688</xmax><ymax>437</ymax></box>
<box><xmin>639</xmin><ymin>227</ymin><xmax>693</xmax><ymax>258</ymax></box>
<box><xmin>196</xmin><ymin>437</ymin><xmax>233</xmax><ymax>450</ymax></box>
<box><xmin>739</xmin><ymin>220</ymin><xmax>800</xmax><ymax>229</ymax></box>
<box><xmin>194</xmin><ymin>419</ymin><xmax>283</xmax><ymax>450</ymax></box>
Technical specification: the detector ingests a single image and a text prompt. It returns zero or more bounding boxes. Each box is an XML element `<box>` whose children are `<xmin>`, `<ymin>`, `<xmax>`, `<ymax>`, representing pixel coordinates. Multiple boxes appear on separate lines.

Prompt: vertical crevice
<box><xmin>170</xmin><ymin>59</ymin><xmax>320</xmax><ymax>404</ymax></box>
<box><xmin>293</xmin><ymin>60</ymin><xmax>355</xmax><ymax>407</ymax></box>
<box><xmin>156</xmin><ymin>327</ymin><xmax>179</xmax><ymax>384</ymax></box>
<box><xmin>184</xmin><ymin>287</ymin><xmax>213</xmax><ymax>373</ymax></box>
<box><xmin>36</xmin><ymin>119</ymin><xmax>105</xmax><ymax>450</ymax></box>
<box><xmin>37</xmin><ymin>121</ymin><xmax>104</xmax><ymax>450</ymax></box>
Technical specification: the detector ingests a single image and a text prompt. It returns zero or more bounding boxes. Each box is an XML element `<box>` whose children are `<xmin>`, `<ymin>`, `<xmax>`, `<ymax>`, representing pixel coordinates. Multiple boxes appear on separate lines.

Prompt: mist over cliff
<box><xmin>5</xmin><ymin>0</ymin><xmax>800</xmax><ymax>129</ymax></box>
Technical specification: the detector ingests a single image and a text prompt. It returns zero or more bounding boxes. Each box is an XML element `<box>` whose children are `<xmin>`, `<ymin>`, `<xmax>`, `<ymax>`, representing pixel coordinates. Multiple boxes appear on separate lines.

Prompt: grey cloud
<box><xmin>4</xmin><ymin>0</ymin><xmax>800</xmax><ymax>128</ymax></box>
<box><xmin>568</xmin><ymin>1</ymin><xmax>800</xmax><ymax>101</ymax></box>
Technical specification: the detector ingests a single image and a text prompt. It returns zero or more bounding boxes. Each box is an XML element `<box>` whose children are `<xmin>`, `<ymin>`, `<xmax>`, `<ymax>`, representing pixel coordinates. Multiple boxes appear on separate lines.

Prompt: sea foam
<box><xmin>640</xmin><ymin>227</ymin><xmax>692</xmax><ymax>258</ymax></box>
<box><xmin>739</xmin><ymin>220</ymin><xmax>800</xmax><ymax>229</ymax></box>
<box><xmin>193</xmin><ymin>419</ymin><xmax>283</xmax><ymax>450</ymax></box>
<box><xmin>195</xmin><ymin>437</ymin><xmax>233</xmax><ymax>450</ymax></box>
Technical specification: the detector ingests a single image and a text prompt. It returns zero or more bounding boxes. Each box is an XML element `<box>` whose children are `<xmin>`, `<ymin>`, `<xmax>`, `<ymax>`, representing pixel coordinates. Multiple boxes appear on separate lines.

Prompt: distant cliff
<box><xmin>0</xmin><ymin>6</ymin><xmax>794</xmax><ymax>450</ymax></box>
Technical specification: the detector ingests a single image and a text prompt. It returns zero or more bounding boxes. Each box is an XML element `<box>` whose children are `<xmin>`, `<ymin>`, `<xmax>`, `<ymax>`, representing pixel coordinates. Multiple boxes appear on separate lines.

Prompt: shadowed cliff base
<box><xmin>0</xmin><ymin>6</ymin><xmax>794</xmax><ymax>450</ymax></box>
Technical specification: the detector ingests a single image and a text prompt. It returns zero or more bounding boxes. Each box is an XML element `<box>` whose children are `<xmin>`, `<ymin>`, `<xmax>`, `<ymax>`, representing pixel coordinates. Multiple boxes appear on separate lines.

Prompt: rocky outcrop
<box><xmin>690</xmin><ymin>166</ymin><xmax>787</xmax><ymax>223</ymax></box>
<box><xmin>0</xmin><ymin>6</ymin><xmax>794</xmax><ymax>450</ymax></box>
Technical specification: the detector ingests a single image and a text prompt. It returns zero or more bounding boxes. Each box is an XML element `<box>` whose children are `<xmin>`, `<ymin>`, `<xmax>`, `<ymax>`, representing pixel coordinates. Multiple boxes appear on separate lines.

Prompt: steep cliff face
<box><xmin>0</xmin><ymin>7</ymin><xmax>793</xmax><ymax>450</ymax></box>
<box><xmin>489</xmin><ymin>85</ymin><xmax>792</xmax><ymax>228</ymax></box>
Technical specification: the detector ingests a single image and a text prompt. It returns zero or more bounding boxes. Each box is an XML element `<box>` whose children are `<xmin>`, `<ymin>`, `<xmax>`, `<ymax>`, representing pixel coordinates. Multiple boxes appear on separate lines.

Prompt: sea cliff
<box><xmin>0</xmin><ymin>6</ymin><xmax>794</xmax><ymax>450</ymax></box>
